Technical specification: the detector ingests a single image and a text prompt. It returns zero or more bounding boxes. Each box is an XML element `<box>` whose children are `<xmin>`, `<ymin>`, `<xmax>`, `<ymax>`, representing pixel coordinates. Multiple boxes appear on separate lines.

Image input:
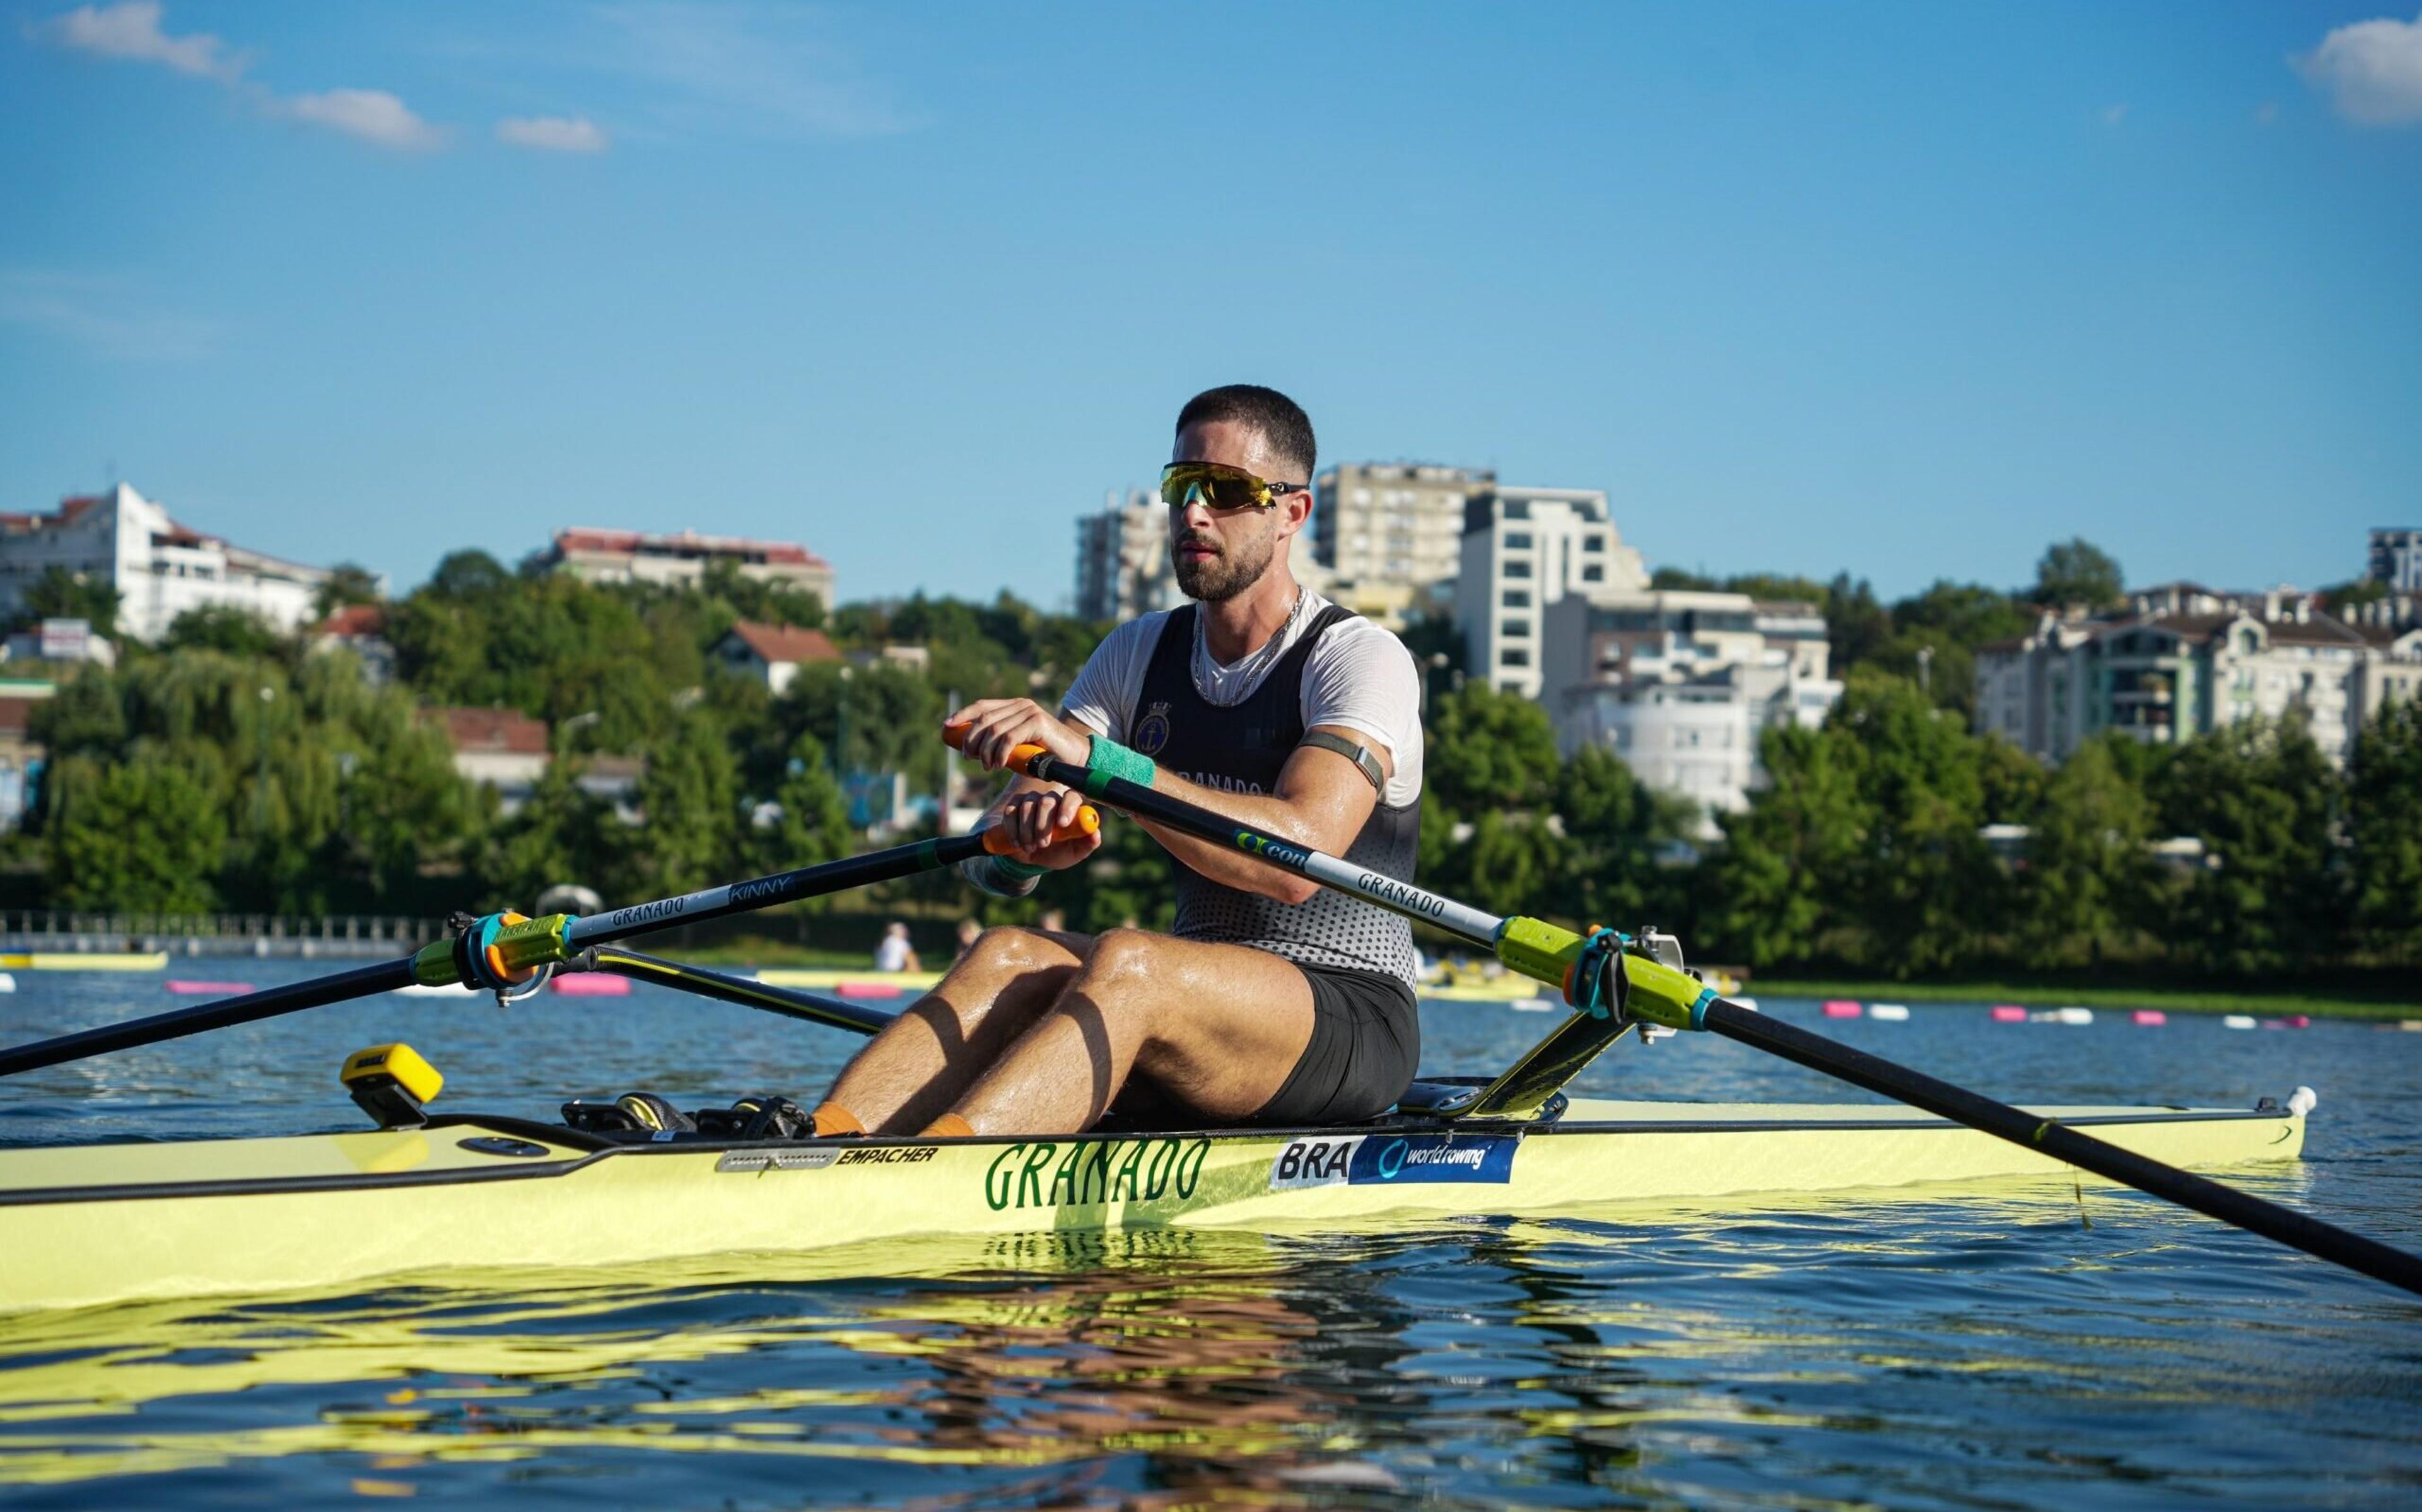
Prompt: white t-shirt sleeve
<box><xmin>1299</xmin><ymin>617</ymin><xmax>1425</xmax><ymax>810</ymax></box>
<box><xmin>1057</xmin><ymin>612</ymin><xmax>1166</xmax><ymax>742</ymax></box>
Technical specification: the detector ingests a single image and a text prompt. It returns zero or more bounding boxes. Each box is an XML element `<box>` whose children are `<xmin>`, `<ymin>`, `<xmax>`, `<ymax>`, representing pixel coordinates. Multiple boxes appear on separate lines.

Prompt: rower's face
<box><xmin>1169</xmin><ymin>420</ymin><xmax>1299</xmax><ymax>603</ymax></box>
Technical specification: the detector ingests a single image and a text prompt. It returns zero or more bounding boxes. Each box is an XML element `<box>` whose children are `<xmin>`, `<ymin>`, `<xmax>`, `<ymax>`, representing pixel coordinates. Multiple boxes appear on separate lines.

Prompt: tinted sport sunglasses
<box><xmin>1160</xmin><ymin>462</ymin><xmax>1307</xmax><ymax>513</ymax></box>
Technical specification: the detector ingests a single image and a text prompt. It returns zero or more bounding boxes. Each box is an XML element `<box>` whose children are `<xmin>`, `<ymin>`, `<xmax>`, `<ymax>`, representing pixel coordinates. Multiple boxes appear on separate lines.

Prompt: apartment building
<box><xmin>1974</xmin><ymin>587</ymin><xmax>2422</xmax><ymax>767</ymax></box>
<box><xmin>0</xmin><ymin>484</ymin><xmax>333</xmax><ymax>644</ymax></box>
<box><xmin>2372</xmin><ymin>528</ymin><xmax>2422</xmax><ymax>593</ymax></box>
<box><xmin>1313</xmin><ymin>463</ymin><xmax>1494</xmax><ymax>591</ymax></box>
<box><xmin>1543</xmin><ymin>591</ymin><xmax>1840</xmax><ymax>825</ymax></box>
<box><xmin>1455</xmin><ymin>486</ymin><xmax>1648</xmax><ymax>696</ymax></box>
<box><xmin>539</xmin><ymin>527</ymin><xmax>834</xmax><ymax>607</ymax></box>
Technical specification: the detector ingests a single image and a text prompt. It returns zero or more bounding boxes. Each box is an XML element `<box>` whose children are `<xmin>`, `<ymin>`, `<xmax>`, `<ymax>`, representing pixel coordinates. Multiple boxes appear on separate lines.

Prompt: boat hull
<box><xmin>0</xmin><ymin>1100</ymin><xmax>2305</xmax><ymax>1314</ymax></box>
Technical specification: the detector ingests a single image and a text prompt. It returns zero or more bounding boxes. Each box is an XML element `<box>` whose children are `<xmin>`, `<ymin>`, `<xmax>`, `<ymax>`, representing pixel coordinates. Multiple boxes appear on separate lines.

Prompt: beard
<box><xmin>1171</xmin><ymin>526</ymin><xmax>1277</xmax><ymax>603</ymax></box>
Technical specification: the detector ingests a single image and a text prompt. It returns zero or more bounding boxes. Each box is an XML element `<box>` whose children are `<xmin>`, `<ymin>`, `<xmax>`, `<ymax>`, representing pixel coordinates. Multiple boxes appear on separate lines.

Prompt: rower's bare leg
<box><xmin>946</xmin><ymin>929</ymin><xmax>1316</xmax><ymax>1136</ymax></box>
<box><xmin>821</xmin><ymin>927</ymin><xmax>1093</xmax><ymax>1134</ymax></box>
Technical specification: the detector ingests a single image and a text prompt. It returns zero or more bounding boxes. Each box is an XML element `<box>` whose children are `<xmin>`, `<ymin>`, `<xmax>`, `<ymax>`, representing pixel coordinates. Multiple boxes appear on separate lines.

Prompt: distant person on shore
<box><xmin>875</xmin><ymin>922</ymin><xmax>921</xmax><ymax>974</ymax></box>
<box><xmin>954</xmin><ymin>917</ymin><xmax>983</xmax><ymax>961</ymax></box>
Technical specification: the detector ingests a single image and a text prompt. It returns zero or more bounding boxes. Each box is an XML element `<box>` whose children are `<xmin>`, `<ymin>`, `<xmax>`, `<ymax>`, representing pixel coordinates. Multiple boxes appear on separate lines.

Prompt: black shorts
<box><xmin>1253</xmin><ymin>962</ymin><xmax>1422</xmax><ymax>1126</ymax></box>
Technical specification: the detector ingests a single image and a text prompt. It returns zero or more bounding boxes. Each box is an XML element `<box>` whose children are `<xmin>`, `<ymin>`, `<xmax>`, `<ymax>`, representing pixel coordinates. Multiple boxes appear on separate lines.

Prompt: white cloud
<box><xmin>283</xmin><ymin>89</ymin><xmax>445</xmax><ymax>151</ymax></box>
<box><xmin>40</xmin><ymin>1</ymin><xmax>240</xmax><ymax>79</ymax></box>
<box><xmin>496</xmin><ymin>115</ymin><xmax>609</xmax><ymax>153</ymax></box>
<box><xmin>0</xmin><ymin>269</ymin><xmax>219</xmax><ymax>361</ymax></box>
<box><xmin>2295</xmin><ymin>11</ymin><xmax>2422</xmax><ymax>125</ymax></box>
<box><xmin>595</xmin><ymin>2</ymin><xmax>918</xmax><ymax>138</ymax></box>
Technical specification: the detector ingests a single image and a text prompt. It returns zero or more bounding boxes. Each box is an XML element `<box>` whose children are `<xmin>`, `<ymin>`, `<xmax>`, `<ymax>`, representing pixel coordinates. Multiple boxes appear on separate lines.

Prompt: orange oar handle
<box><xmin>980</xmin><ymin>804</ymin><xmax>1099</xmax><ymax>855</ymax></box>
<box><xmin>942</xmin><ymin>721</ymin><xmax>1050</xmax><ymax>778</ymax></box>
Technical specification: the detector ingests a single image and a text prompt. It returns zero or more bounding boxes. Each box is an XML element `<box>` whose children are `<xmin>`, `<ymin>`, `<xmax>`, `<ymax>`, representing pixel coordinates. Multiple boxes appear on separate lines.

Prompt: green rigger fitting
<box><xmin>489</xmin><ymin>913</ymin><xmax>578</xmax><ymax>975</ymax></box>
<box><xmin>1618</xmin><ymin>953</ymin><xmax>1714</xmax><ymax>1032</ymax></box>
<box><xmin>410</xmin><ymin>938</ymin><xmax>462</xmax><ymax>987</ymax></box>
<box><xmin>1494</xmin><ymin>916</ymin><xmax>1588</xmax><ymax>992</ymax></box>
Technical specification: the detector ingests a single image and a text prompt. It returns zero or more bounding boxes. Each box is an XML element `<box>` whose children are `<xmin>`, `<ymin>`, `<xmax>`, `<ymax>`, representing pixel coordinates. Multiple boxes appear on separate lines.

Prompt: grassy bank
<box><xmin>1752</xmin><ymin>977</ymin><xmax>2421</xmax><ymax>1021</ymax></box>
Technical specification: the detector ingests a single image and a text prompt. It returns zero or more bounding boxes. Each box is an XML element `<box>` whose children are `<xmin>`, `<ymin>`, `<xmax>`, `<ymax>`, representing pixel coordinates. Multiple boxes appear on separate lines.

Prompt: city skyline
<box><xmin>5</xmin><ymin>3</ymin><xmax>2419</xmax><ymax>607</ymax></box>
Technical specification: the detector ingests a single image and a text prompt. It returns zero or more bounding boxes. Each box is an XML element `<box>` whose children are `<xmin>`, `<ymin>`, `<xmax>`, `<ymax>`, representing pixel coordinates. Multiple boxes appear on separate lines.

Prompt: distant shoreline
<box><xmin>1751</xmin><ymin>978</ymin><xmax>2420</xmax><ymax>1021</ymax></box>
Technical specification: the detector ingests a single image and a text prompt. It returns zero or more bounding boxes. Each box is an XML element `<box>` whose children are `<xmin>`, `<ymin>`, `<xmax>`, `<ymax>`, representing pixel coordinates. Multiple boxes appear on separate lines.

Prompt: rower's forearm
<box><xmin>1131</xmin><ymin>774</ymin><xmax>1331</xmax><ymax>901</ymax></box>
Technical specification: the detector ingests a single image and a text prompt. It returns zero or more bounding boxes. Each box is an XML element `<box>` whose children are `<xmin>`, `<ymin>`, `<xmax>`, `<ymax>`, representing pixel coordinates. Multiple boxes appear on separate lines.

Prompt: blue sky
<box><xmin>4</xmin><ymin>2</ymin><xmax>2418</xmax><ymax>608</ymax></box>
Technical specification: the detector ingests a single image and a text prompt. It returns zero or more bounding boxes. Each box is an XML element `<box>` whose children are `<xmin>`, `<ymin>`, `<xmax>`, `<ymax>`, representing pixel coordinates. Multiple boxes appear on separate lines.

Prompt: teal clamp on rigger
<box><xmin>1565</xmin><ymin>927</ymin><xmax>1631</xmax><ymax>1020</ymax></box>
<box><xmin>1688</xmin><ymin>985</ymin><xmax>1718</xmax><ymax>1030</ymax></box>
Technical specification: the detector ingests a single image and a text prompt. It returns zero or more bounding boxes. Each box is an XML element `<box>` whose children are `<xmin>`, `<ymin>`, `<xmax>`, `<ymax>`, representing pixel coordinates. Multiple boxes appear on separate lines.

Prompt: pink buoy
<box><xmin>551</xmin><ymin>974</ymin><xmax>631</xmax><ymax>996</ymax></box>
<box><xmin>2264</xmin><ymin>1015</ymin><xmax>2312</xmax><ymax>1030</ymax></box>
<box><xmin>165</xmin><ymin>980</ymin><xmax>253</xmax><ymax>996</ymax></box>
<box><xmin>2131</xmin><ymin>1009</ymin><xmax>2167</xmax><ymax>1026</ymax></box>
<box><xmin>1821</xmin><ymin>1000</ymin><xmax>1863</xmax><ymax>1019</ymax></box>
<box><xmin>1989</xmin><ymin>1004</ymin><xmax>2027</xmax><ymax>1023</ymax></box>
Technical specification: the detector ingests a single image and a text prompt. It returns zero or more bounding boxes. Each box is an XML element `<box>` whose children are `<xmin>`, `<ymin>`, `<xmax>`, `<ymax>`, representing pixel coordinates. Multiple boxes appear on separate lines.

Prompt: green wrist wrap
<box><xmin>1086</xmin><ymin>734</ymin><xmax>1157</xmax><ymax>788</ymax></box>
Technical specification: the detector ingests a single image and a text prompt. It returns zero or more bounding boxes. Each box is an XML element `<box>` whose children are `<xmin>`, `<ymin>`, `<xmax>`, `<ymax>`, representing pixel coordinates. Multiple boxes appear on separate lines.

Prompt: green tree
<box><xmin>46</xmin><ymin>748</ymin><xmax>227</xmax><ymax>912</ymax></box>
<box><xmin>2033</xmin><ymin>538</ymin><xmax>2125</xmax><ymax>610</ymax></box>
<box><xmin>482</xmin><ymin>759</ymin><xmax>617</xmax><ymax>910</ymax></box>
<box><xmin>313</xmin><ymin>562</ymin><xmax>384</xmax><ymax>619</ymax></box>
<box><xmin>2151</xmin><ymin>715</ymin><xmax>2343</xmax><ymax>972</ymax></box>
<box><xmin>163</xmin><ymin>604</ymin><xmax>290</xmax><ymax>660</ymax></box>
<box><xmin>2348</xmin><ymin>697</ymin><xmax>2422</xmax><ymax>963</ymax></box>
<box><xmin>1705</xmin><ymin>723</ymin><xmax>1869</xmax><ymax>968</ymax></box>
<box><xmin>19</xmin><ymin>566</ymin><xmax>120</xmax><ymax>637</ymax></box>
<box><xmin>1423</xmin><ymin>681</ymin><xmax>1561</xmax><ymax>814</ymax></box>
<box><xmin>2022</xmin><ymin>735</ymin><xmax>2155</xmax><ymax>967</ymax></box>
<box><xmin>1823</xmin><ymin>573</ymin><xmax>1893</xmax><ymax>673</ymax></box>
<box><xmin>634</xmin><ymin>712</ymin><xmax>744</xmax><ymax>897</ymax></box>
<box><xmin>1553</xmin><ymin>742</ymin><xmax>1695</xmax><ymax>930</ymax></box>
<box><xmin>753</xmin><ymin>731</ymin><xmax>853</xmax><ymax>888</ymax></box>
<box><xmin>1827</xmin><ymin>670</ymin><xmax>2002</xmax><ymax>974</ymax></box>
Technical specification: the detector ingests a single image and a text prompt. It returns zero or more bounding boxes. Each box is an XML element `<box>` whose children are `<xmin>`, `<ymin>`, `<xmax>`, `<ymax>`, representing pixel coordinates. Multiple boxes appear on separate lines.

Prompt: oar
<box><xmin>0</xmin><ymin>808</ymin><xmax>1094</xmax><ymax>1078</ymax></box>
<box><xmin>947</xmin><ymin>726</ymin><xmax>2422</xmax><ymax>1300</ymax></box>
<box><xmin>577</xmin><ymin>945</ymin><xmax>894</xmax><ymax>1037</ymax></box>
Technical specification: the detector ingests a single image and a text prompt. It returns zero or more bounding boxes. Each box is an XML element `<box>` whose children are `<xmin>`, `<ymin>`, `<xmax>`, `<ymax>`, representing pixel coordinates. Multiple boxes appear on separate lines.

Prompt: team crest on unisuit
<box><xmin>1133</xmin><ymin>701</ymin><xmax>1172</xmax><ymax>755</ymax></box>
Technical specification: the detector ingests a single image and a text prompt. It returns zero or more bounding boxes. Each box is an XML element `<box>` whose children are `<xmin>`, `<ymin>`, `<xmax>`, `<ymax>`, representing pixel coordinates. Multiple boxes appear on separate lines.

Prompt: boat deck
<box><xmin>0</xmin><ymin>1098</ymin><xmax>2303</xmax><ymax>1314</ymax></box>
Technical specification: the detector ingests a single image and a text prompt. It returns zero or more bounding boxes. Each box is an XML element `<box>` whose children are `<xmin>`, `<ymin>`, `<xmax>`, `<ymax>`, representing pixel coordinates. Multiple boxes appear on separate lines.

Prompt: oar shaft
<box><xmin>0</xmin><ymin>959</ymin><xmax>416</xmax><ymax>1078</ymax></box>
<box><xmin>1705</xmin><ymin>1000</ymin><xmax>2422</xmax><ymax>1298</ymax></box>
<box><xmin>583</xmin><ymin>947</ymin><xmax>892</xmax><ymax>1037</ymax></box>
<box><xmin>565</xmin><ymin>832</ymin><xmax>989</xmax><ymax>948</ymax></box>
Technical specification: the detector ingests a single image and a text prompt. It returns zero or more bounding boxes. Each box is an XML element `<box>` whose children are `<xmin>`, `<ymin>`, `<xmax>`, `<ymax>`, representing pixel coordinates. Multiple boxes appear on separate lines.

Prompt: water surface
<box><xmin>1</xmin><ymin>965</ymin><xmax>2416</xmax><ymax>1508</ymax></box>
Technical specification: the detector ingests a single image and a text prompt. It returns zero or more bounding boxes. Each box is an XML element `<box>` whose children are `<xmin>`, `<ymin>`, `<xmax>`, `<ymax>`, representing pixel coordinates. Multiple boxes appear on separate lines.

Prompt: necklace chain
<box><xmin>1191</xmin><ymin>585</ymin><xmax>1308</xmax><ymax>708</ymax></box>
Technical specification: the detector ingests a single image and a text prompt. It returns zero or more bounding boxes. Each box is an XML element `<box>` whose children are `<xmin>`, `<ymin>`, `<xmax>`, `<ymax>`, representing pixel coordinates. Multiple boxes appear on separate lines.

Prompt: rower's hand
<box><xmin>948</xmin><ymin>698</ymin><xmax>1090</xmax><ymax>773</ymax></box>
<box><xmin>997</xmin><ymin>786</ymin><xmax>1104</xmax><ymax>870</ymax></box>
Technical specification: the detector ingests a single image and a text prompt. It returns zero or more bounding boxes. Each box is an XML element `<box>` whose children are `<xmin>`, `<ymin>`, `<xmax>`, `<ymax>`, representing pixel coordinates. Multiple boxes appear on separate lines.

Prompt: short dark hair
<box><xmin>1174</xmin><ymin>385</ymin><xmax>1316</xmax><ymax>482</ymax></box>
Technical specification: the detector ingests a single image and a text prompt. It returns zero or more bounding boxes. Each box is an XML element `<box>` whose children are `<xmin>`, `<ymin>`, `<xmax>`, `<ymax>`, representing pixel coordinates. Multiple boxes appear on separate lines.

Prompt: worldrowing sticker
<box><xmin>1267</xmin><ymin>1132</ymin><xmax>1518</xmax><ymax>1190</ymax></box>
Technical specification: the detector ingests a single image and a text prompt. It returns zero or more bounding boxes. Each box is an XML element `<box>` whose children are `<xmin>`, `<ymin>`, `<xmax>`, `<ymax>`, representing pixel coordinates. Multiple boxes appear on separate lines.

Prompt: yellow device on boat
<box><xmin>342</xmin><ymin>1043</ymin><xmax>443</xmax><ymax>1129</ymax></box>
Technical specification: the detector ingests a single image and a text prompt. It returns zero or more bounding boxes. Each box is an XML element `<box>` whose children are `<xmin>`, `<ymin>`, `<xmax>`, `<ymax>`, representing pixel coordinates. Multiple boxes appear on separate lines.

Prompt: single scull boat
<box><xmin>0</xmin><ymin>727</ymin><xmax>2413</xmax><ymax>1313</ymax></box>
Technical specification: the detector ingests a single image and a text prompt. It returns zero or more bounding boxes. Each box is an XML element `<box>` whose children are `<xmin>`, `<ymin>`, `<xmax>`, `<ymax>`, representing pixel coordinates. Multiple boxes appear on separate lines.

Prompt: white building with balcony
<box><xmin>0</xmin><ymin>484</ymin><xmax>334</xmax><ymax>644</ymax></box>
<box><xmin>1542</xmin><ymin>590</ymin><xmax>1840</xmax><ymax>828</ymax></box>
<box><xmin>1974</xmin><ymin>590</ymin><xmax>2419</xmax><ymax>768</ymax></box>
<box><xmin>1455</xmin><ymin>486</ymin><xmax>1647</xmax><ymax>697</ymax></box>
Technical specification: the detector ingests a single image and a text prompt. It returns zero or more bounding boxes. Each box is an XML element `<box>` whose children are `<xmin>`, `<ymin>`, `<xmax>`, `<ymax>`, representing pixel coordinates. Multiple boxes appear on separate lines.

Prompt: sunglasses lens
<box><xmin>1160</xmin><ymin>463</ymin><xmax>1266</xmax><ymax>510</ymax></box>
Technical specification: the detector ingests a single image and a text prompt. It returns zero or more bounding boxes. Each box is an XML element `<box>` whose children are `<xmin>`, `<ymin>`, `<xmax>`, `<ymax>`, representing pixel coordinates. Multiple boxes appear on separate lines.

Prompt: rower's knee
<box><xmin>962</xmin><ymin>926</ymin><xmax>1068</xmax><ymax>977</ymax></box>
<box><xmin>1073</xmin><ymin>927</ymin><xmax>1157</xmax><ymax>996</ymax></box>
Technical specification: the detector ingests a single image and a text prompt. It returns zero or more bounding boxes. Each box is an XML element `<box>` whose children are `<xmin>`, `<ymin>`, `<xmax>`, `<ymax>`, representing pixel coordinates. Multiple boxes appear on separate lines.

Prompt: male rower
<box><xmin>810</xmin><ymin>384</ymin><xmax>1425</xmax><ymax>1139</ymax></box>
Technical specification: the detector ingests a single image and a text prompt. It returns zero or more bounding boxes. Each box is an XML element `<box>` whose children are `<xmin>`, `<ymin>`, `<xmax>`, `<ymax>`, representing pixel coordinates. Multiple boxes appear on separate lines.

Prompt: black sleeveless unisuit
<box><xmin>1132</xmin><ymin>603</ymin><xmax>1423</xmax><ymax>992</ymax></box>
